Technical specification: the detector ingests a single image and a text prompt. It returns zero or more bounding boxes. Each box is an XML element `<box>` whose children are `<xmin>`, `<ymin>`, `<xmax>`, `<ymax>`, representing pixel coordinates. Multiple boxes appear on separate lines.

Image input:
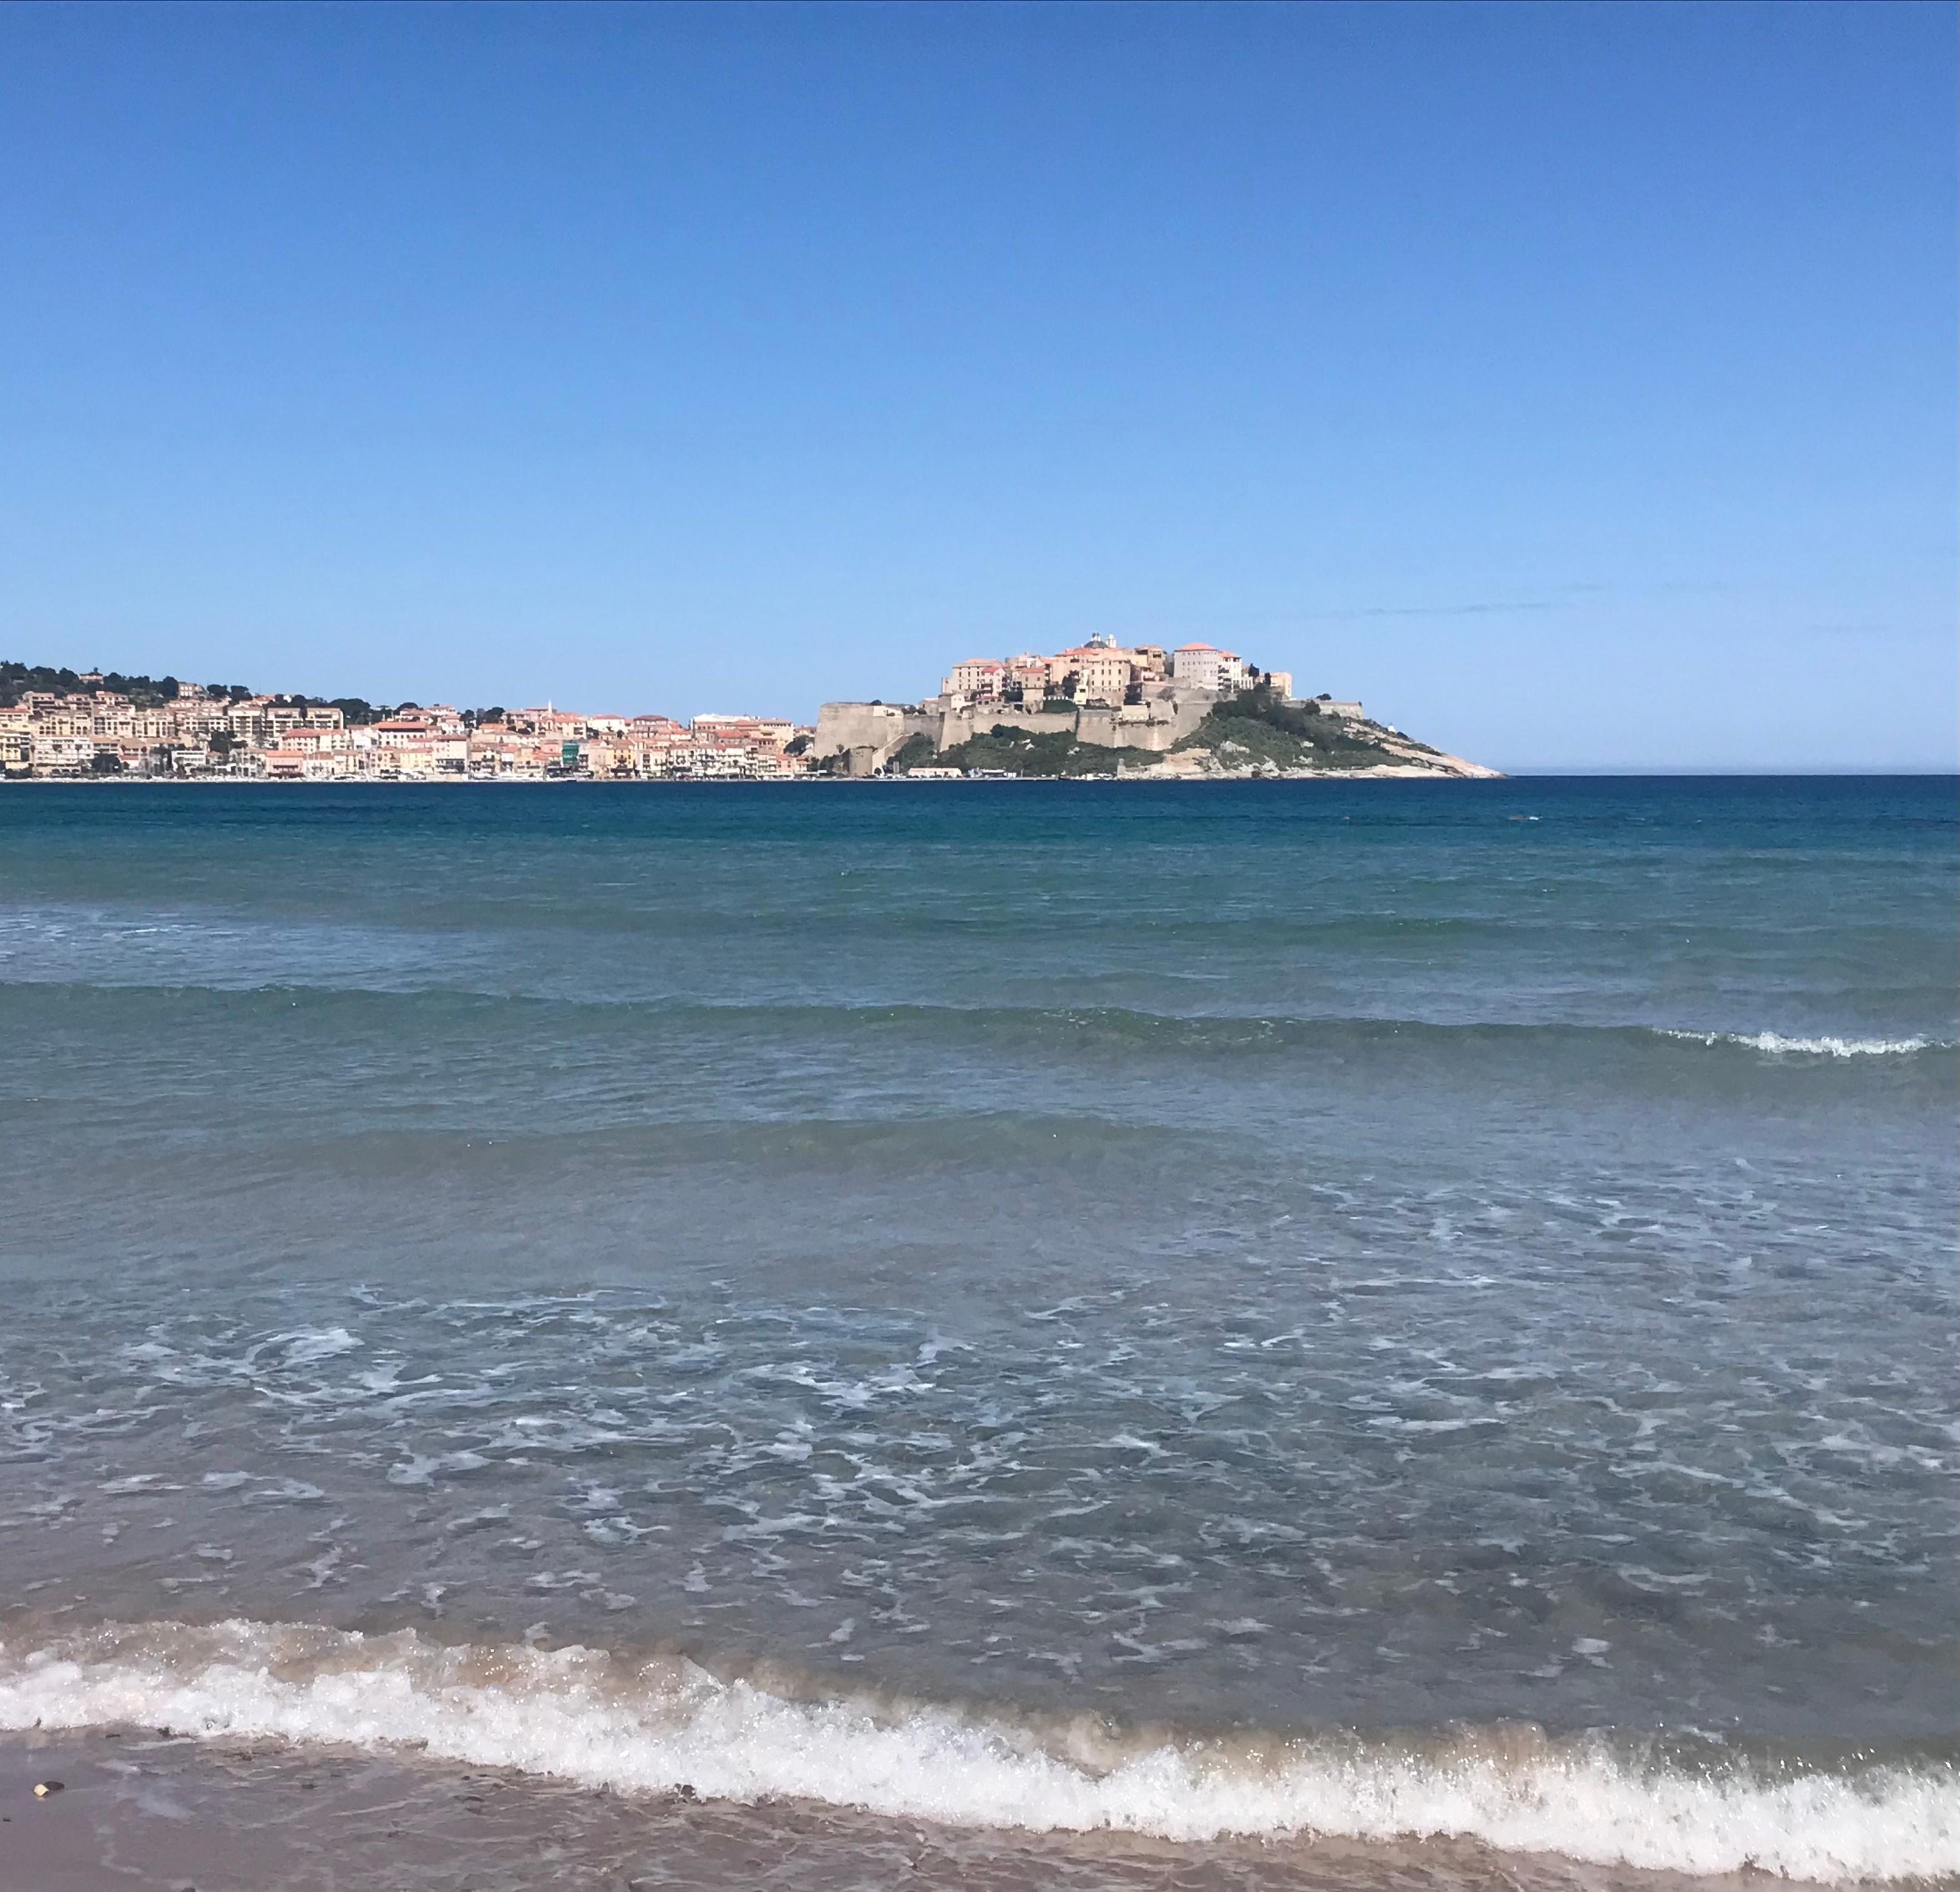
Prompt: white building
<box><xmin>1167</xmin><ymin>643</ymin><xmax>1247</xmax><ymax>693</ymax></box>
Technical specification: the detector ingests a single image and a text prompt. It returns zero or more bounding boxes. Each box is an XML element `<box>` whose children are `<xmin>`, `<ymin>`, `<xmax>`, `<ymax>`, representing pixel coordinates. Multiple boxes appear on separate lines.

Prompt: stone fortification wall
<box><xmin>819</xmin><ymin>684</ymin><xmax>1219</xmax><ymax>768</ymax></box>
<box><xmin>813</xmin><ymin>701</ymin><xmax>938</xmax><ymax>775</ymax></box>
<box><xmin>935</xmin><ymin>706</ymin><xmax>1077</xmax><ymax>745</ymax></box>
<box><xmin>1075</xmin><ymin>697</ymin><xmax>1213</xmax><ymax>753</ymax></box>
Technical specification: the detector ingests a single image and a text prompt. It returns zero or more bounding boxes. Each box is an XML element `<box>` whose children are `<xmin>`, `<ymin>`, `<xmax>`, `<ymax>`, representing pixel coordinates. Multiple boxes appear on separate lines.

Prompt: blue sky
<box><xmin>1</xmin><ymin>1</ymin><xmax>1951</xmax><ymax>769</ymax></box>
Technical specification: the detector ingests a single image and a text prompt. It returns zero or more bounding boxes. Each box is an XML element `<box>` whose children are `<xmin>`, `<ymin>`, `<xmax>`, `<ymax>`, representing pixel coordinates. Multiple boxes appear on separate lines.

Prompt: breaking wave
<box><xmin>0</xmin><ymin>1620</ymin><xmax>1953</xmax><ymax>1883</ymax></box>
<box><xmin>1657</xmin><ymin>1029</ymin><xmax>1944</xmax><ymax>1058</ymax></box>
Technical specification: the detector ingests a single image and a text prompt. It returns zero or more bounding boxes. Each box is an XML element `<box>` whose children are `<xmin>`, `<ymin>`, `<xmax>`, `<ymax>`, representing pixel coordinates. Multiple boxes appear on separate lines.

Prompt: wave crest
<box><xmin>0</xmin><ymin>1620</ymin><xmax>1952</xmax><ymax>1883</ymax></box>
<box><xmin>1658</xmin><ymin>1029</ymin><xmax>1942</xmax><ymax>1057</ymax></box>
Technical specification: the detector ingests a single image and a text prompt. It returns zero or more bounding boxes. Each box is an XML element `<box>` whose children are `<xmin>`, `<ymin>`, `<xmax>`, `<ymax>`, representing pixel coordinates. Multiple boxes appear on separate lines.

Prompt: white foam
<box><xmin>255</xmin><ymin>1327</ymin><xmax>364</xmax><ymax>1369</ymax></box>
<box><xmin>1660</xmin><ymin>1029</ymin><xmax>1944</xmax><ymax>1057</ymax></box>
<box><xmin>0</xmin><ymin>1620</ymin><xmax>1952</xmax><ymax>1883</ymax></box>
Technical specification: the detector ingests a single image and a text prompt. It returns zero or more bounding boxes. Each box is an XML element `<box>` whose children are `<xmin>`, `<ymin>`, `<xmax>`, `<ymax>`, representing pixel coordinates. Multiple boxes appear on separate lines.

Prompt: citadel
<box><xmin>813</xmin><ymin>635</ymin><xmax>1364</xmax><ymax>776</ymax></box>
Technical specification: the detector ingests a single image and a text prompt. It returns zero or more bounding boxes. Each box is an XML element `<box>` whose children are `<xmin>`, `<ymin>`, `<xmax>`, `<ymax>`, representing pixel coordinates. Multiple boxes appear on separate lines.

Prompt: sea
<box><xmin>0</xmin><ymin>775</ymin><xmax>1953</xmax><ymax>1891</ymax></box>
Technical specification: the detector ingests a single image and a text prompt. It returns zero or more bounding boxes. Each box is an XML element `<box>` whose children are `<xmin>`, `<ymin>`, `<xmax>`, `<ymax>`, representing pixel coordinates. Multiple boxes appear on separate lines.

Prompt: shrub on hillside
<box><xmin>885</xmin><ymin>733</ymin><xmax>938</xmax><ymax>773</ymax></box>
<box><xmin>937</xmin><ymin>726</ymin><xmax>1159</xmax><ymax>777</ymax></box>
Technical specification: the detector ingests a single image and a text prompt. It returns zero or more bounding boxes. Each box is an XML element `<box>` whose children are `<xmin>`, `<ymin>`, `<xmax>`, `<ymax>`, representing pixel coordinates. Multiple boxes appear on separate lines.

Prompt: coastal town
<box><xmin>0</xmin><ymin>639</ymin><xmax>1495</xmax><ymax>781</ymax></box>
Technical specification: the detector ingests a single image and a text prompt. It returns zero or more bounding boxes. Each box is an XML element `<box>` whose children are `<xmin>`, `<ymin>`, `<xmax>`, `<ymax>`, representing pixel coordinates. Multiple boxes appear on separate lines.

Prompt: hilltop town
<box><xmin>0</xmin><ymin>642</ymin><xmax>1496</xmax><ymax>781</ymax></box>
<box><xmin>817</xmin><ymin>637</ymin><xmax>1497</xmax><ymax>778</ymax></box>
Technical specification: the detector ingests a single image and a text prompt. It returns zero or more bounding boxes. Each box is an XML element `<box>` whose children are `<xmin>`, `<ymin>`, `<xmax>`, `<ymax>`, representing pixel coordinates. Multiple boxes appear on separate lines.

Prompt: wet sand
<box><xmin>0</xmin><ymin>1731</ymin><xmax>1779</xmax><ymax>1892</ymax></box>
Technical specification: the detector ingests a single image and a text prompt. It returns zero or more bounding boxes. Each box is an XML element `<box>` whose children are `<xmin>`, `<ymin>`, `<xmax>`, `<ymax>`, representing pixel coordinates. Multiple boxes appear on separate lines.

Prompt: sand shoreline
<box><xmin>0</xmin><ymin>1728</ymin><xmax>1798</xmax><ymax>1892</ymax></box>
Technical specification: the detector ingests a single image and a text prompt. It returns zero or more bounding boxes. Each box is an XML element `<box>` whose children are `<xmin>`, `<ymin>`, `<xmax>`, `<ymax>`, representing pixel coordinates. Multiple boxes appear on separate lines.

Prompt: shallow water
<box><xmin>1</xmin><ymin>778</ymin><xmax>1954</xmax><ymax>1884</ymax></box>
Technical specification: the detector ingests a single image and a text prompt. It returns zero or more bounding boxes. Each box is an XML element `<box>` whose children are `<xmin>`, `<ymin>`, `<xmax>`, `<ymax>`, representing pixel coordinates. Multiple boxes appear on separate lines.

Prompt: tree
<box><xmin>1</xmin><ymin>659</ymin><xmax>205</xmax><ymax>710</ymax></box>
<box><xmin>885</xmin><ymin>733</ymin><xmax>937</xmax><ymax>773</ymax></box>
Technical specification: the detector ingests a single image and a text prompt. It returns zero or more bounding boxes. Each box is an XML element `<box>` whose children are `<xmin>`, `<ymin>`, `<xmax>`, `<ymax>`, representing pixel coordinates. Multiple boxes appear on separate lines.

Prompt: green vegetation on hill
<box><xmin>922</xmin><ymin>725</ymin><xmax>1160</xmax><ymax>778</ymax></box>
<box><xmin>888</xmin><ymin>689</ymin><xmax>1453</xmax><ymax>779</ymax></box>
<box><xmin>885</xmin><ymin>733</ymin><xmax>939</xmax><ymax>773</ymax></box>
<box><xmin>1174</xmin><ymin>684</ymin><xmax>1426</xmax><ymax>771</ymax></box>
<box><xmin>1</xmin><ymin>658</ymin><xmax>409</xmax><ymax>726</ymax></box>
<box><xmin>0</xmin><ymin>661</ymin><xmax>233</xmax><ymax>709</ymax></box>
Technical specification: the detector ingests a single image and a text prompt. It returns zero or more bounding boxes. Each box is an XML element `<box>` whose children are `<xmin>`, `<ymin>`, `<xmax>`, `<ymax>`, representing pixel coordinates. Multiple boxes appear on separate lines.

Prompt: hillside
<box><xmin>0</xmin><ymin>658</ymin><xmax>401</xmax><ymax>725</ymax></box>
<box><xmin>1165</xmin><ymin>687</ymin><xmax>1496</xmax><ymax>776</ymax></box>
<box><xmin>883</xmin><ymin>688</ymin><xmax>1498</xmax><ymax>780</ymax></box>
<box><xmin>894</xmin><ymin>727</ymin><xmax>1163</xmax><ymax>778</ymax></box>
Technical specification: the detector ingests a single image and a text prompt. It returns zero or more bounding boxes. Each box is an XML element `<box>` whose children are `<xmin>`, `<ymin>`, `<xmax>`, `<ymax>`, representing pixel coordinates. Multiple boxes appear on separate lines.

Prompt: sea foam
<box><xmin>0</xmin><ymin>1620</ymin><xmax>1952</xmax><ymax>1884</ymax></box>
<box><xmin>1658</xmin><ymin>1029</ymin><xmax>1943</xmax><ymax>1057</ymax></box>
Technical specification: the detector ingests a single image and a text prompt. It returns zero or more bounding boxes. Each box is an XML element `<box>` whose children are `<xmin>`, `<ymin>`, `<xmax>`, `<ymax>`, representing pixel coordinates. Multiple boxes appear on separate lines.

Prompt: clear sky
<box><xmin>1</xmin><ymin>1</ymin><xmax>1952</xmax><ymax>770</ymax></box>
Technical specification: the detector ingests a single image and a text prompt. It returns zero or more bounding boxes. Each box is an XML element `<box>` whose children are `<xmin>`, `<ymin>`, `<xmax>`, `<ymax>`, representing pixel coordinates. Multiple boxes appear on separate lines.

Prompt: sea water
<box><xmin>0</xmin><ymin>776</ymin><xmax>1953</xmax><ymax>1886</ymax></box>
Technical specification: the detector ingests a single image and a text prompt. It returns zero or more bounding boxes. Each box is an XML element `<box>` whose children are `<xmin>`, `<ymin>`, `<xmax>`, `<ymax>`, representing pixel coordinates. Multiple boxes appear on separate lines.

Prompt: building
<box><xmin>30</xmin><ymin>733</ymin><xmax>95</xmax><ymax>773</ymax></box>
<box><xmin>942</xmin><ymin>658</ymin><xmax>1008</xmax><ymax>701</ymax></box>
<box><xmin>1003</xmin><ymin>654</ymin><xmax>1050</xmax><ymax>703</ymax></box>
<box><xmin>691</xmin><ymin>713</ymin><xmax>798</xmax><ymax>750</ymax></box>
<box><xmin>1167</xmin><ymin>643</ymin><xmax>1247</xmax><ymax>692</ymax></box>
<box><xmin>940</xmin><ymin>639</ymin><xmax>1202</xmax><ymax>710</ymax></box>
<box><xmin>1050</xmin><ymin>643</ymin><xmax>1137</xmax><ymax>705</ymax></box>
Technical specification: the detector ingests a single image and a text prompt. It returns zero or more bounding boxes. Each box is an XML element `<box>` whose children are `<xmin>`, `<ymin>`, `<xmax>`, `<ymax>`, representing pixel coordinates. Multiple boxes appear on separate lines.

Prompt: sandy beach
<box><xmin>0</xmin><ymin>1727</ymin><xmax>1790</xmax><ymax>1892</ymax></box>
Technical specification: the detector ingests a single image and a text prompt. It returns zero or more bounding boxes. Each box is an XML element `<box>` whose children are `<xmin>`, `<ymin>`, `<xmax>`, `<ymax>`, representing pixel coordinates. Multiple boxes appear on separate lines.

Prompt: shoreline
<box><xmin>1</xmin><ymin>1614</ymin><xmax>1949</xmax><ymax>1889</ymax></box>
<box><xmin>0</xmin><ymin>1727</ymin><xmax>1818</xmax><ymax>1892</ymax></box>
<box><xmin>0</xmin><ymin>766</ymin><xmax>1500</xmax><ymax>787</ymax></box>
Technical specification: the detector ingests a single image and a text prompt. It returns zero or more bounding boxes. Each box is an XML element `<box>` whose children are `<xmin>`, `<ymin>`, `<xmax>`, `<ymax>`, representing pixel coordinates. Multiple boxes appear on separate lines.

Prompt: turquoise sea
<box><xmin>0</xmin><ymin>777</ymin><xmax>1954</xmax><ymax>1888</ymax></box>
